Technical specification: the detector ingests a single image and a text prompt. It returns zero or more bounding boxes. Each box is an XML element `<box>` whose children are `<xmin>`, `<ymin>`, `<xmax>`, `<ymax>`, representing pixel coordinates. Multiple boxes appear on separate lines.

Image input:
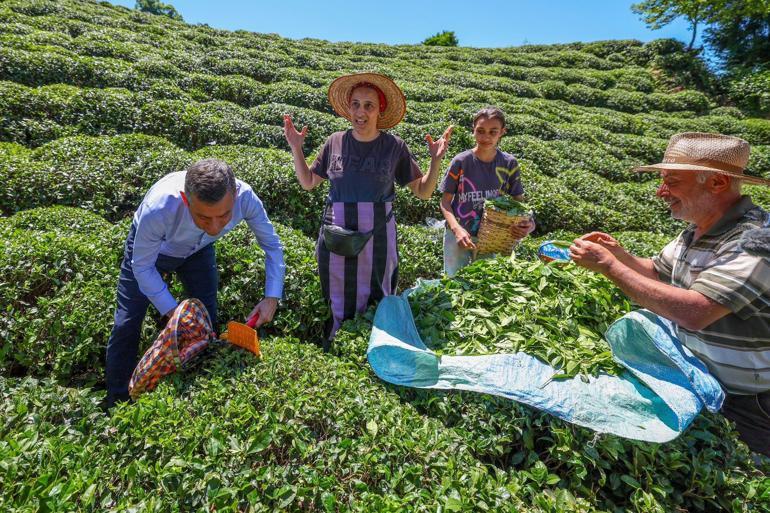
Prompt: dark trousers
<box><xmin>105</xmin><ymin>224</ymin><xmax>218</xmax><ymax>407</ymax></box>
<box><xmin>722</xmin><ymin>390</ymin><xmax>770</xmax><ymax>457</ymax></box>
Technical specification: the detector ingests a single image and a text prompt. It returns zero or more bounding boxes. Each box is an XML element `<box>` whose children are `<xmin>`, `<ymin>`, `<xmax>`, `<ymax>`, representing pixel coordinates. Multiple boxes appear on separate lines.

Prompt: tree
<box><xmin>632</xmin><ymin>0</ymin><xmax>711</xmax><ymax>50</ymax></box>
<box><xmin>633</xmin><ymin>0</ymin><xmax>770</xmax><ymax>115</ymax></box>
<box><xmin>135</xmin><ymin>0</ymin><xmax>183</xmax><ymax>21</ymax></box>
<box><xmin>422</xmin><ymin>31</ymin><xmax>458</xmax><ymax>47</ymax></box>
<box><xmin>633</xmin><ymin>0</ymin><xmax>770</xmax><ymax>68</ymax></box>
<box><xmin>703</xmin><ymin>0</ymin><xmax>770</xmax><ymax>70</ymax></box>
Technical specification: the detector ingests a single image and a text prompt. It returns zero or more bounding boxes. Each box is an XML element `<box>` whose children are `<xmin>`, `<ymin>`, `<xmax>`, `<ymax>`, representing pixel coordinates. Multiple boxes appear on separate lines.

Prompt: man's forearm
<box><xmin>133</xmin><ymin>265</ymin><xmax>177</xmax><ymax>317</ymax></box>
<box><xmin>615</xmin><ymin>253</ymin><xmax>658</xmax><ymax>280</ymax></box>
<box><xmin>603</xmin><ymin>259</ymin><xmax>716</xmax><ymax>329</ymax></box>
<box><xmin>260</xmin><ymin>239</ymin><xmax>286</xmax><ymax>300</ymax></box>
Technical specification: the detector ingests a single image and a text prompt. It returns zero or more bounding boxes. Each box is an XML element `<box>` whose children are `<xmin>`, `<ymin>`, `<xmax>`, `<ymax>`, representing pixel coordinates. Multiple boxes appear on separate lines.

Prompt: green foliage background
<box><xmin>422</xmin><ymin>30</ymin><xmax>459</xmax><ymax>47</ymax></box>
<box><xmin>1</xmin><ymin>0</ymin><xmax>769</xmax><ymax>511</ymax></box>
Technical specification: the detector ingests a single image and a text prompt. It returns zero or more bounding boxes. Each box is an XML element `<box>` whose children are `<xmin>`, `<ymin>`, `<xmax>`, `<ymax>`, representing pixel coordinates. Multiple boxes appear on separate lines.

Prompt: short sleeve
<box><xmin>394</xmin><ymin>142</ymin><xmax>422</xmax><ymax>187</ymax></box>
<box><xmin>652</xmin><ymin>237</ymin><xmax>678</xmax><ymax>282</ymax></box>
<box><xmin>690</xmin><ymin>245</ymin><xmax>770</xmax><ymax>319</ymax></box>
<box><xmin>309</xmin><ymin>138</ymin><xmax>331</xmax><ymax>179</ymax></box>
<box><xmin>439</xmin><ymin>158</ymin><xmax>462</xmax><ymax>195</ymax></box>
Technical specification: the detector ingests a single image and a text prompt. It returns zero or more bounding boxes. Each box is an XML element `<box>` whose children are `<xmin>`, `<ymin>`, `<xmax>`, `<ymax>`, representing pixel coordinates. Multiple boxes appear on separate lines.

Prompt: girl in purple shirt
<box><xmin>440</xmin><ymin>107</ymin><xmax>535</xmax><ymax>276</ymax></box>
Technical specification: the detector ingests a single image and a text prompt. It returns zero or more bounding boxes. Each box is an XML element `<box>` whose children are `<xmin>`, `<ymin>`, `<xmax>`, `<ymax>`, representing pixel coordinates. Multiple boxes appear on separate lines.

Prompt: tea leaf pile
<box><xmin>409</xmin><ymin>258</ymin><xmax>630</xmax><ymax>378</ymax></box>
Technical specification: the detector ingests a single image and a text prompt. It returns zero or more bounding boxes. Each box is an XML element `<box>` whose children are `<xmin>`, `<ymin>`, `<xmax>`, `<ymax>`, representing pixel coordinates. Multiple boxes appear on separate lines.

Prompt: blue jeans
<box><xmin>105</xmin><ymin>224</ymin><xmax>218</xmax><ymax>406</ymax></box>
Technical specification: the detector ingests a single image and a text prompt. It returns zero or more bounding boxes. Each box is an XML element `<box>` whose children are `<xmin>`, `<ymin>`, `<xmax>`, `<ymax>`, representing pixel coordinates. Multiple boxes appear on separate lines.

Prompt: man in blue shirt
<box><xmin>105</xmin><ymin>158</ymin><xmax>285</xmax><ymax>407</ymax></box>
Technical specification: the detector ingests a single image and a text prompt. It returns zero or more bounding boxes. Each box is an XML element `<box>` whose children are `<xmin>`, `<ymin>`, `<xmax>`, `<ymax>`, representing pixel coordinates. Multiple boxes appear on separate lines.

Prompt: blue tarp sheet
<box><xmin>367</xmin><ymin>287</ymin><xmax>724</xmax><ymax>443</ymax></box>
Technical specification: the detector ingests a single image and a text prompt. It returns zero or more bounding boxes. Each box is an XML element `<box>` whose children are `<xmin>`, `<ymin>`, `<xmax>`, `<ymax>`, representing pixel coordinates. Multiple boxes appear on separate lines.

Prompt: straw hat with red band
<box><xmin>328</xmin><ymin>72</ymin><xmax>407</xmax><ymax>130</ymax></box>
<box><xmin>634</xmin><ymin>132</ymin><xmax>770</xmax><ymax>186</ymax></box>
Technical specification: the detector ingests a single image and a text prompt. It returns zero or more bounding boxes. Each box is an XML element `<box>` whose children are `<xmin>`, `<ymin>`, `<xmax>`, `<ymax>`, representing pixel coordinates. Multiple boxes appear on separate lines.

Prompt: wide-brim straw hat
<box><xmin>328</xmin><ymin>72</ymin><xmax>407</xmax><ymax>130</ymax></box>
<box><xmin>634</xmin><ymin>132</ymin><xmax>770</xmax><ymax>186</ymax></box>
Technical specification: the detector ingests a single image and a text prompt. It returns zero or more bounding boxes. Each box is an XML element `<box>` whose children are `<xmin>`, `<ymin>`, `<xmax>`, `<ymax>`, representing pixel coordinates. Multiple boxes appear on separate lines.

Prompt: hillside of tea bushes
<box><xmin>1</xmin><ymin>0</ymin><xmax>769</xmax><ymax>511</ymax></box>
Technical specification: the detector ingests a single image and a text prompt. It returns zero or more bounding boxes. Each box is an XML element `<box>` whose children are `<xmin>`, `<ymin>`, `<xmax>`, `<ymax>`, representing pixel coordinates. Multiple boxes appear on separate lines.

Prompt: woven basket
<box><xmin>475</xmin><ymin>206</ymin><xmax>530</xmax><ymax>256</ymax></box>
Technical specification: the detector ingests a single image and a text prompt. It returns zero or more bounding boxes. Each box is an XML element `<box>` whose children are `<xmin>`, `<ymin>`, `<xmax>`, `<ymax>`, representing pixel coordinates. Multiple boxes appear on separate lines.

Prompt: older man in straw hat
<box><xmin>570</xmin><ymin>132</ymin><xmax>770</xmax><ymax>457</ymax></box>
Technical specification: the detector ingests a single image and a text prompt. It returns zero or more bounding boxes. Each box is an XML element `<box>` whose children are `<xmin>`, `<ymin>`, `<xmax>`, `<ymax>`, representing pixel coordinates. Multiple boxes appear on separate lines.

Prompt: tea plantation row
<box><xmin>4</xmin><ymin>133</ymin><xmax>770</xmax><ymax>239</ymax></box>
<box><xmin>2</xmin><ymin>79</ymin><xmax>770</xmax><ymax>165</ymax></box>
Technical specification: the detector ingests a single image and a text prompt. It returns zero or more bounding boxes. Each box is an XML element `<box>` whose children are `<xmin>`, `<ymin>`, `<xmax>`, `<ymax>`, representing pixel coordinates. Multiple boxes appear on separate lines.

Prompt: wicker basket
<box><xmin>474</xmin><ymin>206</ymin><xmax>530</xmax><ymax>256</ymax></box>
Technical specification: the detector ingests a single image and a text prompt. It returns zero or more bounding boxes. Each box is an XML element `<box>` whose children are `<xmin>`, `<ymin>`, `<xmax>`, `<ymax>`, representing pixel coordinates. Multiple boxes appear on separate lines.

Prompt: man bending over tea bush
<box><xmin>570</xmin><ymin>132</ymin><xmax>770</xmax><ymax>458</ymax></box>
<box><xmin>105</xmin><ymin>158</ymin><xmax>285</xmax><ymax>408</ymax></box>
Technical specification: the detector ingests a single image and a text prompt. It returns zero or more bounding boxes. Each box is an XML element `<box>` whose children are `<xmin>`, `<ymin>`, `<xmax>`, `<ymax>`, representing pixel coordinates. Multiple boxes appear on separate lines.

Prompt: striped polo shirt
<box><xmin>652</xmin><ymin>196</ymin><xmax>770</xmax><ymax>394</ymax></box>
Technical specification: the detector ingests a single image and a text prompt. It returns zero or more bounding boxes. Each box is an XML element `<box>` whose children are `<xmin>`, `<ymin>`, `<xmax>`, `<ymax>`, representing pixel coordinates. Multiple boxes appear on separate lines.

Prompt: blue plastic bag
<box><xmin>537</xmin><ymin>240</ymin><xmax>572</xmax><ymax>263</ymax></box>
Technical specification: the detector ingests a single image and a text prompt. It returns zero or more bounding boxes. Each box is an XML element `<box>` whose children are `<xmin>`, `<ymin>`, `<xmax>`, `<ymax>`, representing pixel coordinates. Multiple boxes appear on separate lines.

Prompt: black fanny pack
<box><xmin>321</xmin><ymin>206</ymin><xmax>394</xmax><ymax>257</ymax></box>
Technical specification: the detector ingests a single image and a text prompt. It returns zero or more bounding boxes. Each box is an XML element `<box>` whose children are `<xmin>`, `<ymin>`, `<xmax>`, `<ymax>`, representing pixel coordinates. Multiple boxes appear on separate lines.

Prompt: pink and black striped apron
<box><xmin>317</xmin><ymin>201</ymin><xmax>398</xmax><ymax>338</ymax></box>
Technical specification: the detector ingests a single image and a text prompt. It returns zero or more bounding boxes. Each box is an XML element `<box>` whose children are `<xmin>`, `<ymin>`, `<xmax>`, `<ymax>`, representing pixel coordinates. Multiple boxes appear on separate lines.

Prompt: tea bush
<box><xmin>0</xmin><ymin>133</ymin><xmax>450</xmax><ymax>234</ymax></box>
<box><xmin>0</xmin><ymin>346</ymin><xmax>544</xmax><ymax>512</ymax></box>
<box><xmin>517</xmin><ymin>229</ymin><xmax>671</xmax><ymax>261</ymax></box>
<box><xmin>0</xmin><ymin>205</ymin><xmax>444</xmax><ymax>381</ymax></box>
<box><xmin>0</xmin><ymin>209</ymin><xmax>127</xmax><ymax>378</ymax></box>
<box><xmin>409</xmin><ymin>259</ymin><xmax>630</xmax><ymax>378</ymax></box>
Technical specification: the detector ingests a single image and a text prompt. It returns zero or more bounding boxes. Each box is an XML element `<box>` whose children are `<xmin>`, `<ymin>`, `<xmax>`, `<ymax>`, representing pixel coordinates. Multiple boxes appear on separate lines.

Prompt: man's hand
<box><xmin>510</xmin><ymin>218</ymin><xmax>535</xmax><ymax>239</ymax></box>
<box><xmin>247</xmin><ymin>297</ymin><xmax>279</xmax><ymax>328</ymax></box>
<box><xmin>570</xmin><ymin>238</ymin><xmax>617</xmax><ymax>274</ymax></box>
<box><xmin>155</xmin><ymin>305</ymin><xmax>177</xmax><ymax>330</ymax></box>
<box><xmin>579</xmin><ymin>232</ymin><xmax>626</xmax><ymax>257</ymax></box>
<box><xmin>453</xmin><ymin>226</ymin><xmax>476</xmax><ymax>250</ymax></box>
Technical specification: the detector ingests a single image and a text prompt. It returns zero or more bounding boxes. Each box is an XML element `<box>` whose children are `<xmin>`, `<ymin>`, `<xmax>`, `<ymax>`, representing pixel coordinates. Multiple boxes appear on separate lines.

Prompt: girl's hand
<box><xmin>283</xmin><ymin>114</ymin><xmax>307</xmax><ymax>152</ymax></box>
<box><xmin>510</xmin><ymin>218</ymin><xmax>535</xmax><ymax>239</ymax></box>
<box><xmin>426</xmin><ymin>125</ymin><xmax>454</xmax><ymax>160</ymax></box>
<box><xmin>453</xmin><ymin>226</ymin><xmax>476</xmax><ymax>250</ymax></box>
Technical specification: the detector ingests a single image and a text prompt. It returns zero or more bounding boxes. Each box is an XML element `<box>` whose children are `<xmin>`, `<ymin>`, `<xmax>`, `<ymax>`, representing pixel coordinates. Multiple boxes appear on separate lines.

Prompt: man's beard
<box><xmin>668</xmin><ymin>187</ymin><xmax>711</xmax><ymax>224</ymax></box>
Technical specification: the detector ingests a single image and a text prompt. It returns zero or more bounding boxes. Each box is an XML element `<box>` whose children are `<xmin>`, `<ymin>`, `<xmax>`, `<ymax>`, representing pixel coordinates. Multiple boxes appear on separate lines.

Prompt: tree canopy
<box><xmin>422</xmin><ymin>30</ymin><xmax>459</xmax><ymax>47</ymax></box>
<box><xmin>633</xmin><ymin>0</ymin><xmax>770</xmax><ymax>69</ymax></box>
<box><xmin>632</xmin><ymin>0</ymin><xmax>709</xmax><ymax>50</ymax></box>
<box><xmin>704</xmin><ymin>0</ymin><xmax>770</xmax><ymax>70</ymax></box>
<box><xmin>135</xmin><ymin>0</ymin><xmax>183</xmax><ymax>21</ymax></box>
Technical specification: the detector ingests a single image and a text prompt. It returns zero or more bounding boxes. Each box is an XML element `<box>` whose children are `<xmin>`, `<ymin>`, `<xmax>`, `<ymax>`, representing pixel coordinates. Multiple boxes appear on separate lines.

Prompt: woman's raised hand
<box><xmin>283</xmin><ymin>114</ymin><xmax>308</xmax><ymax>153</ymax></box>
<box><xmin>425</xmin><ymin>125</ymin><xmax>454</xmax><ymax>160</ymax></box>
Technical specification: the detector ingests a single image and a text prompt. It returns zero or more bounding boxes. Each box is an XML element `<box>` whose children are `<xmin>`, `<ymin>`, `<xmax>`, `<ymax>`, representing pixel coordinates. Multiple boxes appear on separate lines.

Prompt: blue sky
<box><xmin>107</xmin><ymin>0</ymin><xmax>701</xmax><ymax>49</ymax></box>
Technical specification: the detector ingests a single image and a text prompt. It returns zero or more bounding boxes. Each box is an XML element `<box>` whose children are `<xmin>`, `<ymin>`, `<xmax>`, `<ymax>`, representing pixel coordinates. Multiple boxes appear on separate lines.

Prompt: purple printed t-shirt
<box><xmin>310</xmin><ymin>130</ymin><xmax>422</xmax><ymax>203</ymax></box>
<box><xmin>439</xmin><ymin>149</ymin><xmax>524</xmax><ymax>235</ymax></box>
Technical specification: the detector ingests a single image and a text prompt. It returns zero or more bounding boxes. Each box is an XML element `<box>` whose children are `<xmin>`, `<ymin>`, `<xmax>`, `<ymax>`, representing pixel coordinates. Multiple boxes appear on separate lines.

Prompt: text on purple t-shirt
<box><xmin>439</xmin><ymin>149</ymin><xmax>524</xmax><ymax>235</ymax></box>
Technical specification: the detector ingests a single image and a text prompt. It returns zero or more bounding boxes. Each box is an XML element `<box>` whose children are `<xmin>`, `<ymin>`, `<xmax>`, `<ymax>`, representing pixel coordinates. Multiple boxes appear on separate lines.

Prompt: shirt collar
<box><xmin>704</xmin><ymin>195</ymin><xmax>756</xmax><ymax>236</ymax></box>
<box><xmin>680</xmin><ymin>195</ymin><xmax>756</xmax><ymax>245</ymax></box>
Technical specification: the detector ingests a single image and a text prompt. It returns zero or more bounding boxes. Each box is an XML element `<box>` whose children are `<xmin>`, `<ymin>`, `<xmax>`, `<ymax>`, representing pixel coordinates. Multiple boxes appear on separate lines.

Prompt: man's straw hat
<box><xmin>328</xmin><ymin>72</ymin><xmax>407</xmax><ymax>130</ymax></box>
<box><xmin>634</xmin><ymin>132</ymin><xmax>770</xmax><ymax>186</ymax></box>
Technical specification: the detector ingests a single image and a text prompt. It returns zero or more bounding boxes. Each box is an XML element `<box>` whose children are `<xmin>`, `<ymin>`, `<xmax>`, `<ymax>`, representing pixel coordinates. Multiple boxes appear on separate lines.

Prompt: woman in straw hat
<box><xmin>283</xmin><ymin>72</ymin><xmax>452</xmax><ymax>343</ymax></box>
